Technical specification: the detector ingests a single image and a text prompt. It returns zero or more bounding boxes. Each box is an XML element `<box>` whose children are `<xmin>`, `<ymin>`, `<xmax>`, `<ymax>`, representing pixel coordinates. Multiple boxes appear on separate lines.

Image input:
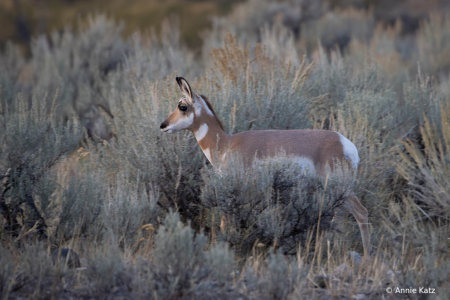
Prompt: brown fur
<box><xmin>229</xmin><ymin>129</ymin><xmax>346</xmax><ymax>176</ymax></box>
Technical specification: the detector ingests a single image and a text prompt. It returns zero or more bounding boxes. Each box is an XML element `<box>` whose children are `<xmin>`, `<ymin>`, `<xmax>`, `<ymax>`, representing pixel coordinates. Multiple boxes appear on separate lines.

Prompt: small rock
<box><xmin>51</xmin><ymin>248</ymin><xmax>81</xmax><ymax>268</ymax></box>
<box><xmin>352</xmin><ymin>294</ymin><xmax>366</xmax><ymax>300</ymax></box>
<box><xmin>386</xmin><ymin>269</ymin><xmax>401</xmax><ymax>281</ymax></box>
<box><xmin>79</xmin><ymin>257</ymin><xmax>88</xmax><ymax>268</ymax></box>
<box><xmin>393</xmin><ymin>235</ymin><xmax>404</xmax><ymax>244</ymax></box>
<box><xmin>313</xmin><ymin>275</ymin><xmax>330</xmax><ymax>288</ymax></box>
<box><xmin>335</xmin><ymin>263</ymin><xmax>349</xmax><ymax>273</ymax></box>
<box><xmin>357</xmin><ymin>278</ymin><xmax>373</xmax><ymax>286</ymax></box>
<box><xmin>334</xmin><ymin>263</ymin><xmax>353</xmax><ymax>282</ymax></box>
<box><xmin>347</xmin><ymin>251</ymin><xmax>362</xmax><ymax>267</ymax></box>
<box><xmin>331</xmin><ymin>278</ymin><xmax>341</xmax><ymax>286</ymax></box>
<box><xmin>383</xmin><ymin>280</ymin><xmax>392</xmax><ymax>286</ymax></box>
<box><xmin>196</xmin><ymin>281</ymin><xmax>218</xmax><ymax>291</ymax></box>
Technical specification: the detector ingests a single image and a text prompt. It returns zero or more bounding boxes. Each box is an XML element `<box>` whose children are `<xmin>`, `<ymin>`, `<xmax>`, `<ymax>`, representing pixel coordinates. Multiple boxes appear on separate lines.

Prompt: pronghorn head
<box><xmin>160</xmin><ymin>77</ymin><xmax>214</xmax><ymax>133</ymax></box>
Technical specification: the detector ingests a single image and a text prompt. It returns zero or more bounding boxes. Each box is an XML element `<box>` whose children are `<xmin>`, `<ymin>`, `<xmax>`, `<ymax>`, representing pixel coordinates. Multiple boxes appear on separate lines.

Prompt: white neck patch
<box><xmin>194</xmin><ymin>123</ymin><xmax>209</xmax><ymax>141</ymax></box>
<box><xmin>198</xmin><ymin>96</ymin><xmax>214</xmax><ymax>116</ymax></box>
<box><xmin>193</xmin><ymin>102</ymin><xmax>202</xmax><ymax>116</ymax></box>
<box><xmin>202</xmin><ymin>148</ymin><xmax>212</xmax><ymax>164</ymax></box>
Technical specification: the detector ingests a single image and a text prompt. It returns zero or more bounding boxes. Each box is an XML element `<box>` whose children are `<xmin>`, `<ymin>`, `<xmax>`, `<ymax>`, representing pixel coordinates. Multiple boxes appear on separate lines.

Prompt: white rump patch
<box><xmin>202</xmin><ymin>148</ymin><xmax>212</xmax><ymax>164</ymax></box>
<box><xmin>194</xmin><ymin>123</ymin><xmax>209</xmax><ymax>141</ymax></box>
<box><xmin>336</xmin><ymin>132</ymin><xmax>360</xmax><ymax>170</ymax></box>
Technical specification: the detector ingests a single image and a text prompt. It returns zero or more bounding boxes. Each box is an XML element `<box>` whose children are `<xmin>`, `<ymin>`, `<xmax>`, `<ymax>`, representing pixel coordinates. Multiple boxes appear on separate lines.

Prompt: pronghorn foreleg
<box><xmin>341</xmin><ymin>193</ymin><xmax>371</xmax><ymax>258</ymax></box>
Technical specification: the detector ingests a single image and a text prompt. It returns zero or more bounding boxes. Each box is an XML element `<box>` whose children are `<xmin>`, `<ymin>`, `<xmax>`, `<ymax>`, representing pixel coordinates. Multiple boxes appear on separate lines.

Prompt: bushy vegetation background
<box><xmin>1</xmin><ymin>0</ymin><xmax>450</xmax><ymax>299</ymax></box>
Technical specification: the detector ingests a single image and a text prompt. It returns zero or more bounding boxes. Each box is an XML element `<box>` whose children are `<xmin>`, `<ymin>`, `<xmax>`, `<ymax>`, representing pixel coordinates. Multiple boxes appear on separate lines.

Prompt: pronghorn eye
<box><xmin>179</xmin><ymin>106</ymin><xmax>187</xmax><ymax>111</ymax></box>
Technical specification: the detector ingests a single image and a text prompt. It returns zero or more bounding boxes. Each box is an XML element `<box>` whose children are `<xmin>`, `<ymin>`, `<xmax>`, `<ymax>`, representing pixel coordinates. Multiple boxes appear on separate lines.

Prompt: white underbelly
<box><xmin>293</xmin><ymin>156</ymin><xmax>316</xmax><ymax>175</ymax></box>
<box><xmin>252</xmin><ymin>156</ymin><xmax>316</xmax><ymax>175</ymax></box>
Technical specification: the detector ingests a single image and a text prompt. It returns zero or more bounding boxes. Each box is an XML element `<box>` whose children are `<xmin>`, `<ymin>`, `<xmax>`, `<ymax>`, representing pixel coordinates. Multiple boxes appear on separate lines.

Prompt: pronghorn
<box><xmin>160</xmin><ymin>77</ymin><xmax>371</xmax><ymax>257</ymax></box>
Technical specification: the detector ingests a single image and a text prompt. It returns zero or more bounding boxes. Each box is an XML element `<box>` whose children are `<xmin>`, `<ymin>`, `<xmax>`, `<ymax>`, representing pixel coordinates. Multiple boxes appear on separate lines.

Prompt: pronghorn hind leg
<box><xmin>342</xmin><ymin>193</ymin><xmax>371</xmax><ymax>258</ymax></box>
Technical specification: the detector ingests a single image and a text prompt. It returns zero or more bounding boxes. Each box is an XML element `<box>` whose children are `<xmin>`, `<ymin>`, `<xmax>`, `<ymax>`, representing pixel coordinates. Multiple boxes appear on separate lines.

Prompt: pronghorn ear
<box><xmin>176</xmin><ymin>77</ymin><xmax>195</xmax><ymax>103</ymax></box>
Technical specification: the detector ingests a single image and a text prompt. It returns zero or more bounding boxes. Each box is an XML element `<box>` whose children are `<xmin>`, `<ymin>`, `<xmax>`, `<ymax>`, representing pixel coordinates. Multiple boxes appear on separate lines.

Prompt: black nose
<box><xmin>160</xmin><ymin>122</ymin><xmax>167</xmax><ymax>129</ymax></box>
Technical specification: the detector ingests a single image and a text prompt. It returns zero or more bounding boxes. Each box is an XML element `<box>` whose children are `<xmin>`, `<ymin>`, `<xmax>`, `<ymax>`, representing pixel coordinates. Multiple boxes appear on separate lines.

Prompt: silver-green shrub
<box><xmin>102</xmin><ymin>172</ymin><xmax>158</xmax><ymax>248</ymax></box>
<box><xmin>53</xmin><ymin>172</ymin><xmax>104</xmax><ymax>243</ymax></box>
<box><xmin>152</xmin><ymin>212</ymin><xmax>235</xmax><ymax>298</ymax></box>
<box><xmin>0</xmin><ymin>243</ymin><xmax>53</xmax><ymax>299</ymax></box>
<box><xmin>261</xmin><ymin>249</ymin><xmax>303</xmax><ymax>300</ymax></box>
<box><xmin>86</xmin><ymin>245</ymin><xmax>131</xmax><ymax>296</ymax></box>
<box><xmin>0</xmin><ymin>95</ymin><xmax>82</xmax><ymax>238</ymax></box>
<box><xmin>201</xmin><ymin>154</ymin><xmax>352</xmax><ymax>256</ymax></box>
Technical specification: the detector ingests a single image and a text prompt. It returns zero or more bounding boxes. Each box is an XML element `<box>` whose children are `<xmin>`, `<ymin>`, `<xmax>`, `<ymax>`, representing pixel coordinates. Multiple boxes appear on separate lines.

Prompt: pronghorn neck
<box><xmin>191</xmin><ymin>113</ymin><xmax>229</xmax><ymax>166</ymax></box>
